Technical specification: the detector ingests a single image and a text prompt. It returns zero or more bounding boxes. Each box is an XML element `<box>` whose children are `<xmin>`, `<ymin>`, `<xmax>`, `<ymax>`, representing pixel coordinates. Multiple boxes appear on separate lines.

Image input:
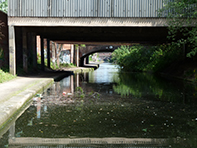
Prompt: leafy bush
<box><xmin>112</xmin><ymin>44</ymin><xmax>182</xmax><ymax>73</ymax></box>
<box><xmin>0</xmin><ymin>69</ymin><xmax>16</xmax><ymax>83</ymax></box>
<box><xmin>60</xmin><ymin>63</ymin><xmax>76</xmax><ymax>68</ymax></box>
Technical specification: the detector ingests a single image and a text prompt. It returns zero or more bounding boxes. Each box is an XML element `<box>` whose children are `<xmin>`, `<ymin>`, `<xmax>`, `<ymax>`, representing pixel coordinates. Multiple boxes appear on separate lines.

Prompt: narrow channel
<box><xmin>1</xmin><ymin>63</ymin><xmax>197</xmax><ymax>147</ymax></box>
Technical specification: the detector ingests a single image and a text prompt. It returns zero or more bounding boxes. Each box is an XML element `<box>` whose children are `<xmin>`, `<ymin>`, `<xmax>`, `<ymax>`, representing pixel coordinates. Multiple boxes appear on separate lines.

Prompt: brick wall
<box><xmin>0</xmin><ymin>10</ymin><xmax>8</xmax><ymax>68</ymax></box>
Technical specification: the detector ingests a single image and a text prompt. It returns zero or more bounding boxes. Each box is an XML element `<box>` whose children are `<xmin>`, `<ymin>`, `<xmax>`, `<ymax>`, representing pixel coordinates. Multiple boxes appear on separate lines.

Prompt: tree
<box><xmin>0</xmin><ymin>0</ymin><xmax>8</xmax><ymax>13</ymax></box>
<box><xmin>161</xmin><ymin>0</ymin><xmax>197</xmax><ymax>57</ymax></box>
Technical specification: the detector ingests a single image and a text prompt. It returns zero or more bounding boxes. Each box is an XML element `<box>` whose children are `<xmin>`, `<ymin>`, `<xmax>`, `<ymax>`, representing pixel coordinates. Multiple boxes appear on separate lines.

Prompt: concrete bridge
<box><xmin>78</xmin><ymin>45</ymin><xmax>120</xmax><ymax>66</ymax></box>
<box><xmin>8</xmin><ymin>0</ymin><xmax>169</xmax><ymax>75</ymax></box>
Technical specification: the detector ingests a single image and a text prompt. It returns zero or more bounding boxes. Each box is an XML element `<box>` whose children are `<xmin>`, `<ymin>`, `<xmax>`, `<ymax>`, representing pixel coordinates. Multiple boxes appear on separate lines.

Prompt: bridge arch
<box><xmin>79</xmin><ymin>45</ymin><xmax>120</xmax><ymax>66</ymax></box>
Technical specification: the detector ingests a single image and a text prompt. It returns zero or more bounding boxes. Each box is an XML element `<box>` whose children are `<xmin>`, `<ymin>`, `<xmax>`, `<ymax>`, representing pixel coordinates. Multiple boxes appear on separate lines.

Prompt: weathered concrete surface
<box><xmin>62</xmin><ymin>65</ymin><xmax>98</xmax><ymax>73</ymax></box>
<box><xmin>8</xmin><ymin>17</ymin><xmax>168</xmax><ymax>27</ymax></box>
<box><xmin>0</xmin><ymin>76</ymin><xmax>54</xmax><ymax>130</ymax></box>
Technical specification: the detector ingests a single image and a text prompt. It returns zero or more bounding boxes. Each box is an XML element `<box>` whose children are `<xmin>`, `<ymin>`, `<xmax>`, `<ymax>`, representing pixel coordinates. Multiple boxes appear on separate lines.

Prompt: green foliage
<box><xmin>75</xmin><ymin>44</ymin><xmax>86</xmax><ymax>50</ymax></box>
<box><xmin>0</xmin><ymin>69</ymin><xmax>16</xmax><ymax>83</ymax></box>
<box><xmin>160</xmin><ymin>0</ymin><xmax>197</xmax><ymax>57</ymax></box>
<box><xmin>112</xmin><ymin>45</ymin><xmax>182</xmax><ymax>73</ymax></box>
<box><xmin>0</xmin><ymin>0</ymin><xmax>8</xmax><ymax>13</ymax></box>
<box><xmin>89</xmin><ymin>55</ymin><xmax>93</xmax><ymax>61</ymax></box>
<box><xmin>37</xmin><ymin>54</ymin><xmax>76</xmax><ymax>70</ymax></box>
<box><xmin>74</xmin><ymin>87</ymin><xmax>100</xmax><ymax>101</ymax></box>
<box><xmin>37</xmin><ymin>54</ymin><xmax>60</xmax><ymax>70</ymax></box>
<box><xmin>60</xmin><ymin>63</ymin><xmax>76</xmax><ymax>68</ymax></box>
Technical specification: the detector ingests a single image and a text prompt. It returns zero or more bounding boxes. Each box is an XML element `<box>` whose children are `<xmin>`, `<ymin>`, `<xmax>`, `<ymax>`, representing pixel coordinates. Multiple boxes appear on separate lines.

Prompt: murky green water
<box><xmin>1</xmin><ymin>63</ymin><xmax>197</xmax><ymax>148</ymax></box>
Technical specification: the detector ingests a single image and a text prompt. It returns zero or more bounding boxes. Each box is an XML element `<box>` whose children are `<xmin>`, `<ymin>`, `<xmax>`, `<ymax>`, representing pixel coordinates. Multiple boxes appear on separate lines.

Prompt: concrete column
<box><xmin>79</xmin><ymin>57</ymin><xmax>84</xmax><ymax>67</ymax></box>
<box><xmin>77</xmin><ymin>48</ymin><xmax>79</xmax><ymax>67</ymax></box>
<box><xmin>52</xmin><ymin>42</ymin><xmax>56</xmax><ymax>68</ymax></box>
<box><xmin>27</xmin><ymin>33</ymin><xmax>33</xmax><ymax>69</ymax></box>
<box><xmin>55</xmin><ymin>43</ymin><xmax>58</xmax><ymax>66</ymax></box>
<box><xmin>40</xmin><ymin>36</ymin><xmax>44</xmax><ymax>71</ymax></box>
<box><xmin>32</xmin><ymin>33</ymin><xmax>37</xmax><ymax>70</ymax></box>
<box><xmin>47</xmin><ymin>39</ymin><xmax>50</xmax><ymax>68</ymax></box>
<box><xmin>85</xmin><ymin>56</ymin><xmax>89</xmax><ymax>64</ymax></box>
<box><xmin>22</xmin><ymin>29</ymin><xmax>28</xmax><ymax>73</ymax></box>
<box><xmin>15</xmin><ymin>27</ymin><xmax>23</xmax><ymax>71</ymax></box>
<box><xmin>9</xmin><ymin>26</ymin><xmax>16</xmax><ymax>75</ymax></box>
<box><xmin>74</xmin><ymin>45</ymin><xmax>79</xmax><ymax>67</ymax></box>
<box><xmin>70</xmin><ymin>44</ymin><xmax>74</xmax><ymax>63</ymax></box>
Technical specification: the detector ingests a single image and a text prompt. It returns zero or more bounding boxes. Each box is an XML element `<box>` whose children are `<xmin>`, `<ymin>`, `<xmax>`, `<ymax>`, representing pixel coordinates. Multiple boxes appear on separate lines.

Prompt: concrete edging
<box><xmin>0</xmin><ymin>78</ymin><xmax>54</xmax><ymax>131</ymax></box>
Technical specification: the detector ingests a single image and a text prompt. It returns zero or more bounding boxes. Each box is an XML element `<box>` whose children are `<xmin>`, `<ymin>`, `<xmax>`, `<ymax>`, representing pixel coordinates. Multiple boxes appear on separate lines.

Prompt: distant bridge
<box><xmin>79</xmin><ymin>45</ymin><xmax>120</xmax><ymax>66</ymax></box>
<box><xmin>8</xmin><ymin>0</ymin><xmax>169</xmax><ymax>75</ymax></box>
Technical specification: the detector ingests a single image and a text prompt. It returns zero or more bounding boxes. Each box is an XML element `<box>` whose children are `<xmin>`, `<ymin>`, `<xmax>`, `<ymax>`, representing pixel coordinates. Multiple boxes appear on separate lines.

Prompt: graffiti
<box><xmin>60</xmin><ymin>50</ymin><xmax>71</xmax><ymax>64</ymax></box>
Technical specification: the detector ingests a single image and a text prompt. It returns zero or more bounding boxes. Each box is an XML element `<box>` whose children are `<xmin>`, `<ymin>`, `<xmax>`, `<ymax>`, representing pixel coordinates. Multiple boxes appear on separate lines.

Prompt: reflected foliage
<box><xmin>113</xmin><ymin>72</ymin><xmax>197</xmax><ymax>104</ymax></box>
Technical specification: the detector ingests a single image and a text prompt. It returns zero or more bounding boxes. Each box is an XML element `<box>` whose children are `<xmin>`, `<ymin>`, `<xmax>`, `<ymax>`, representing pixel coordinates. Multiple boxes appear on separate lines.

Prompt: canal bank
<box><xmin>0</xmin><ymin>66</ymin><xmax>95</xmax><ymax>134</ymax></box>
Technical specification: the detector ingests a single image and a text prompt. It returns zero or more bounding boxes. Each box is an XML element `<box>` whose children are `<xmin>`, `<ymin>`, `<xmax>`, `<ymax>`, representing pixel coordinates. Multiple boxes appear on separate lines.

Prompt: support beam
<box><xmin>15</xmin><ymin>27</ymin><xmax>23</xmax><ymax>72</ymax></box>
<box><xmin>70</xmin><ymin>44</ymin><xmax>74</xmax><ymax>64</ymax></box>
<box><xmin>22</xmin><ymin>29</ymin><xmax>28</xmax><ymax>73</ymax></box>
<box><xmin>47</xmin><ymin>39</ymin><xmax>50</xmax><ymax>68</ymax></box>
<box><xmin>9</xmin><ymin>25</ymin><xmax>16</xmax><ymax>75</ymax></box>
<box><xmin>52</xmin><ymin>42</ymin><xmax>56</xmax><ymax>68</ymax></box>
<box><xmin>85</xmin><ymin>56</ymin><xmax>89</xmax><ymax>64</ymax></box>
<box><xmin>74</xmin><ymin>45</ymin><xmax>79</xmax><ymax>67</ymax></box>
<box><xmin>40</xmin><ymin>36</ymin><xmax>44</xmax><ymax>71</ymax></box>
<box><xmin>32</xmin><ymin>34</ymin><xmax>37</xmax><ymax>70</ymax></box>
<box><xmin>27</xmin><ymin>33</ymin><xmax>33</xmax><ymax>69</ymax></box>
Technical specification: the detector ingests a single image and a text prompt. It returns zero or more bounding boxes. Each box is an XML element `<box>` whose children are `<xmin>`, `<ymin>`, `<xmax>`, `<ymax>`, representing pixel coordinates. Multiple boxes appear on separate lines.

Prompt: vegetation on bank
<box><xmin>112</xmin><ymin>0</ymin><xmax>197</xmax><ymax>81</ymax></box>
<box><xmin>160</xmin><ymin>0</ymin><xmax>197</xmax><ymax>58</ymax></box>
<box><xmin>112</xmin><ymin>44</ymin><xmax>183</xmax><ymax>73</ymax></box>
<box><xmin>0</xmin><ymin>69</ymin><xmax>16</xmax><ymax>83</ymax></box>
<box><xmin>37</xmin><ymin>54</ymin><xmax>76</xmax><ymax>70</ymax></box>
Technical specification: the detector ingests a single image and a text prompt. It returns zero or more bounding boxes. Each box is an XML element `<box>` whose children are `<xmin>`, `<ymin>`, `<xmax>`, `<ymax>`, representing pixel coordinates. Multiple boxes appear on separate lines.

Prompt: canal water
<box><xmin>1</xmin><ymin>63</ymin><xmax>197</xmax><ymax>148</ymax></box>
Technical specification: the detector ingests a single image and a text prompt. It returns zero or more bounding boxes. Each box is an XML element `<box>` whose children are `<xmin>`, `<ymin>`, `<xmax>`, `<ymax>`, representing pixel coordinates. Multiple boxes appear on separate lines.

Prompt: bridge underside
<box><xmin>9</xmin><ymin>17</ymin><xmax>170</xmax><ymax>75</ymax></box>
<box><xmin>20</xmin><ymin>26</ymin><xmax>168</xmax><ymax>44</ymax></box>
<box><xmin>10</xmin><ymin>17</ymin><xmax>169</xmax><ymax>44</ymax></box>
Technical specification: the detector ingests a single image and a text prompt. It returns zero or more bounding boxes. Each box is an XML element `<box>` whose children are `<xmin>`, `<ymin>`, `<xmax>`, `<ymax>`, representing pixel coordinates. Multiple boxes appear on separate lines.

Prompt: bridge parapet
<box><xmin>8</xmin><ymin>0</ymin><xmax>167</xmax><ymax>18</ymax></box>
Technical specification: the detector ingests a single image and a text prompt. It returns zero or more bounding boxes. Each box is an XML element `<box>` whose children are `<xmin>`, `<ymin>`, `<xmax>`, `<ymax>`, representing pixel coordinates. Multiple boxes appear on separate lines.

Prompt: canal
<box><xmin>1</xmin><ymin>63</ymin><xmax>197</xmax><ymax>147</ymax></box>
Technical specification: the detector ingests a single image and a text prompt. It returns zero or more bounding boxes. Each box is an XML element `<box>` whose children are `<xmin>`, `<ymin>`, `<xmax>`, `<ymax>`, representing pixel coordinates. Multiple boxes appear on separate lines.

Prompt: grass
<box><xmin>0</xmin><ymin>69</ymin><xmax>16</xmax><ymax>83</ymax></box>
<box><xmin>60</xmin><ymin>63</ymin><xmax>76</xmax><ymax>68</ymax></box>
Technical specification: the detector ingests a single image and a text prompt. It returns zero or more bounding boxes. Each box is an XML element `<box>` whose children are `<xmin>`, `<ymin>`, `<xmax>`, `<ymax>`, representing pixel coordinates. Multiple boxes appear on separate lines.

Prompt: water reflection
<box><xmin>1</xmin><ymin>63</ymin><xmax>197</xmax><ymax>147</ymax></box>
<box><xmin>88</xmin><ymin>63</ymin><xmax>119</xmax><ymax>83</ymax></box>
<box><xmin>113</xmin><ymin>72</ymin><xmax>197</xmax><ymax>104</ymax></box>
